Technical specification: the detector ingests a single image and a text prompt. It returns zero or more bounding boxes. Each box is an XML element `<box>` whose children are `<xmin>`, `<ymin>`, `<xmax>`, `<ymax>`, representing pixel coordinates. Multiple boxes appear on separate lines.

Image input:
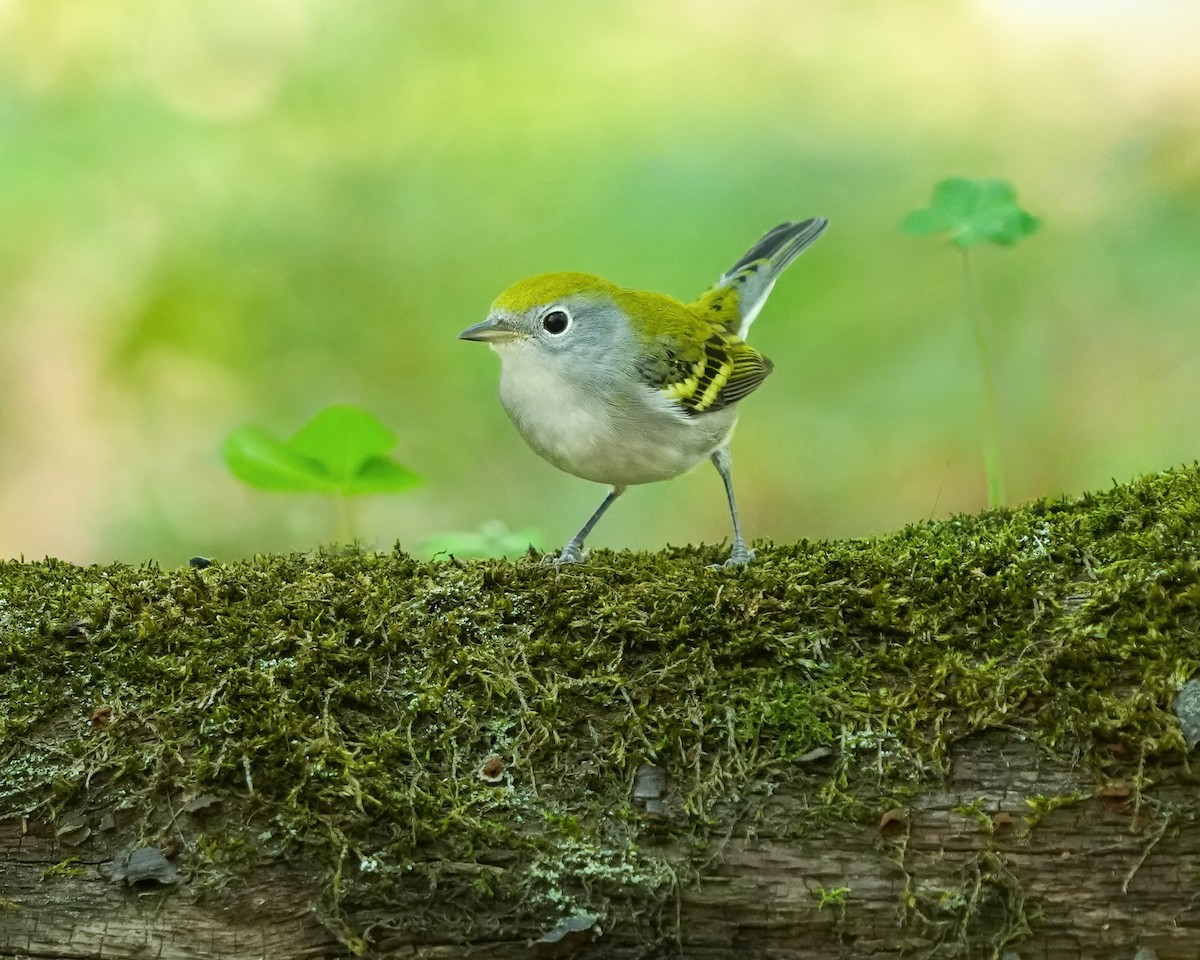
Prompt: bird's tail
<box><xmin>700</xmin><ymin>217</ymin><xmax>829</xmax><ymax>337</ymax></box>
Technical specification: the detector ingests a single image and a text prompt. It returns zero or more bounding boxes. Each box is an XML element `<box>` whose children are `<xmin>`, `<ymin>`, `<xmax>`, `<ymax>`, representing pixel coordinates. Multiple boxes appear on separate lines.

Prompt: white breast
<box><xmin>496</xmin><ymin>345</ymin><xmax>736</xmax><ymax>487</ymax></box>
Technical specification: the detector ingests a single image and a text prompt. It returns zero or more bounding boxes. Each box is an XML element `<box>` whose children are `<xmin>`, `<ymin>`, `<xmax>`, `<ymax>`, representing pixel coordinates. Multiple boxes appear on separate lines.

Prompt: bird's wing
<box><xmin>638</xmin><ymin>326</ymin><xmax>774</xmax><ymax>416</ymax></box>
<box><xmin>694</xmin><ymin>217</ymin><xmax>829</xmax><ymax>337</ymax></box>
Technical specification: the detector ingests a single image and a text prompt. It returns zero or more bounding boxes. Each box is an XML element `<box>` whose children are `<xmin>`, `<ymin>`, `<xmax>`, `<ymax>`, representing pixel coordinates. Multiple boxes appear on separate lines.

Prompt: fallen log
<box><xmin>2</xmin><ymin>466</ymin><xmax>1199</xmax><ymax>959</ymax></box>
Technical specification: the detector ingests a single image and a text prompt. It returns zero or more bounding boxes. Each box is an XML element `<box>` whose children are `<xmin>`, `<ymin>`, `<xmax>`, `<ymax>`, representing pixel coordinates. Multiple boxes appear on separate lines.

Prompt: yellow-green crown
<box><xmin>492</xmin><ymin>272</ymin><xmax>619</xmax><ymax>314</ymax></box>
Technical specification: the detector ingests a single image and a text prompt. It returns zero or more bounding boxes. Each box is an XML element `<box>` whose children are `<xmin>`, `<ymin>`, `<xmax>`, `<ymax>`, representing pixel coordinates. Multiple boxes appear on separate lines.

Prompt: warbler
<box><xmin>459</xmin><ymin>217</ymin><xmax>829</xmax><ymax>566</ymax></box>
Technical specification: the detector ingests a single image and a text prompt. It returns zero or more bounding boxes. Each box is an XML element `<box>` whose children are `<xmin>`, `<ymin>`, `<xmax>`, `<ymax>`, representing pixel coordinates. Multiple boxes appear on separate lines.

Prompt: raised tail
<box><xmin>699</xmin><ymin>217</ymin><xmax>829</xmax><ymax>337</ymax></box>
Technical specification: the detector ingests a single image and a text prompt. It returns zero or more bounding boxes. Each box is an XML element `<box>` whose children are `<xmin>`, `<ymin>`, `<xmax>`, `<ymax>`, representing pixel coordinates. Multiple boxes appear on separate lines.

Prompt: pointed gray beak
<box><xmin>458</xmin><ymin>317</ymin><xmax>520</xmax><ymax>343</ymax></box>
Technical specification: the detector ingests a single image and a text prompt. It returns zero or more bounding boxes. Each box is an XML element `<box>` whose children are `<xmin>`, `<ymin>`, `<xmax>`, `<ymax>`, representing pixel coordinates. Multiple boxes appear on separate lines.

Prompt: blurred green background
<box><xmin>1</xmin><ymin>0</ymin><xmax>1198</xmax><ymax>563</ymax></box>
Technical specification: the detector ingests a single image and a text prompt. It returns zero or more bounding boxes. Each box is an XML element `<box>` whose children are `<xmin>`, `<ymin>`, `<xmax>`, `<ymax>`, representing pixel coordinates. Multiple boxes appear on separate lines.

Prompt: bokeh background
<box><xmin>1</xmin><ymin>0</ymin><xmax>1198</xmax><ymax>564</ymax></box>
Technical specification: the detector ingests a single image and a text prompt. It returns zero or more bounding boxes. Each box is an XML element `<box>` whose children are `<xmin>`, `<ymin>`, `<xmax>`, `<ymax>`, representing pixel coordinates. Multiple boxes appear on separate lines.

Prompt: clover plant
<box><xmin>903</xmin><ymin>177</ymin><xmax>1040</xmax><ymax>507</ymax></box>
<box><xmin>223</xmin><ymin>404</ymin><xmax>421</xmax><ymax>543</ymax></box>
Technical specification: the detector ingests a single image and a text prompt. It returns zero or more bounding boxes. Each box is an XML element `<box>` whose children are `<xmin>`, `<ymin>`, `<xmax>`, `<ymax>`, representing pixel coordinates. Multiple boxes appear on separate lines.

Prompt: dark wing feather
<box><xmin>648</xmin><ymin>329</ymin><xmax>773</xmax><ymax>416</ymax></box>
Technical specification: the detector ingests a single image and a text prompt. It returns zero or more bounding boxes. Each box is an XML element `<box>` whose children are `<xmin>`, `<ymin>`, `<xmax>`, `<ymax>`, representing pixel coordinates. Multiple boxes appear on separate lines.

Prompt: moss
<box><xmin>40</xmin><ymin>857</ymin><xmax>86</xmax><ymax>881</ymax></box>
<box><xmin>951</xmin><ymin>797</ymin><xmax>994</xmax><ymax>833</ymax></box>
<box><xmin>1021</xmin><ymin>791</ymin><xmax>1085</xmax><ymax>831</ymax></box>
<box><xmin>814</xmin><ymin>883</ymin><xmax>851</xmax><ymax>908</ymax></box>
<box><xmin>903</xmin><ymin>852</ymin><xmax>1033</xmax><ymax>959</ymax></box>
<box><xmin>3</xmin><ymin>465</ymin><xmax>1200</xmax><ymax>949</ymax></box>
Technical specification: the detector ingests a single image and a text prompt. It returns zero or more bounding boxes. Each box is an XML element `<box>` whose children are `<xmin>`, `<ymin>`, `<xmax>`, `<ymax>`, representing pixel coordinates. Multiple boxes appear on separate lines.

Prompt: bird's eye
<box><xmin>541</xmin><ymin>309</ymin><xmax>570</xmax><ymax>335</ymax></box>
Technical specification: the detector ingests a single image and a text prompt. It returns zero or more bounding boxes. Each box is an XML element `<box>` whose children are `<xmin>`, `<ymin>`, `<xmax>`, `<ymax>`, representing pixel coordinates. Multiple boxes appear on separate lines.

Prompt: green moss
<box><xmin>815</xmin><ymin>883</ymin><xmax>851</xmax><ymax>907</ymax></box>
<box><xmin>951</xmin><ymin>797</ymin><xmax>995</xmax><ymax>834</ymax></box>
<box><xmin>39</xmin><ymin>859</ymin><xmax>85</xmax><ymax>883</ymax></box>
<box><xmin>3</xmin><ymin>465</ymin><xmax>1200</xmax><ymax>948</ymax></box>
<box><xmin>1021</xmin><ymin>791</ymin><xmax>1085</xmax><ymax>830</ymax></box>
<box><xmin>40</xmin><ymin>857</ymin><xmax>86</xmax><ymax>881</ymax></box>
<box><xmin>902</xmin><ymin>852</ymin><xmax>1034</xmax><ymax>959</ymax></box>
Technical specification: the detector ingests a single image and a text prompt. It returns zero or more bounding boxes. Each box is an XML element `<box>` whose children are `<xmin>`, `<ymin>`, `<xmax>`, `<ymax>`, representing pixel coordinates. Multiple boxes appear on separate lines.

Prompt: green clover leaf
<box><xmin>902</xmin><ymin>177</ymin><xmax>1040</xmax><ymax>249</ymax></box>
<box><xmin>223</xmin><ymin>404</ymin><xmax>421</xmax><ymax>497</ymax></box>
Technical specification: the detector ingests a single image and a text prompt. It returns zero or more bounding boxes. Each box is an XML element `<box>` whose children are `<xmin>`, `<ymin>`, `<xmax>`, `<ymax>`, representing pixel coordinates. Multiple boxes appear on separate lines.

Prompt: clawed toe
<box><xmin>548</xmin><ymin>542</ymin><xmax>587</xmax><ymax>564</ymax></box>
<box><xmin>710</xmin><ymin>545</ymin><xmax>756</xmax><ymax>570</ymax></box>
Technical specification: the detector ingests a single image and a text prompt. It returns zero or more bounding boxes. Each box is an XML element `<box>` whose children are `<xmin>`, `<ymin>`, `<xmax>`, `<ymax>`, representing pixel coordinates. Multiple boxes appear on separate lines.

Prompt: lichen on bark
<box><xmin>2</xmin><ymin>465</ymin><xmax>1199</xmax><ymax>955</ymax></box>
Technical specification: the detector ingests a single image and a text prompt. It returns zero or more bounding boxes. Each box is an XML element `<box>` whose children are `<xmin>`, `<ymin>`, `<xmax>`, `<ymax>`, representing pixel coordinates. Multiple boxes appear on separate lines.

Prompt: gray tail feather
<box><xmin>724</xmin><ymin>217</ymin><xmax>829</xmax><ymax>281</ymax></box>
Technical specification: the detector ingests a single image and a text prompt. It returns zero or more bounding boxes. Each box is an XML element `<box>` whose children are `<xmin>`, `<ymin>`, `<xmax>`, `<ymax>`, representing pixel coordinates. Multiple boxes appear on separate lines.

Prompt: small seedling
<box><xmin>903</xmin><ymin>177</ymin><xmax>1040</xmax><ymax>508</ymax></box>
<box><xmin>420</xmin><ymin>521</ymin><xmax>542</xmax><ymax>560</ymax></box>
<box><xmin>814</xmin><ymin>883</ymin><xmax>851</xmax><ymax>923</ymax></box>
<box><xmin>223</xmin><ymin>404</ymin><xmax>421</xmax><ymax>544</ymax></box>
<box><xmin>814</xmin><ymin>883</ymin><xmax>851</xmax><ymax>909</ymax></box>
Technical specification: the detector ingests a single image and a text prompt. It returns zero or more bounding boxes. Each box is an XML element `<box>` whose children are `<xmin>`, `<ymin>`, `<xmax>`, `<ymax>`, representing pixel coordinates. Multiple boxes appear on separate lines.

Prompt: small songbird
<box><xmin>459</xmin><ymin>217</ymin><xmax>829</xmax><ymax>566</ymax></box>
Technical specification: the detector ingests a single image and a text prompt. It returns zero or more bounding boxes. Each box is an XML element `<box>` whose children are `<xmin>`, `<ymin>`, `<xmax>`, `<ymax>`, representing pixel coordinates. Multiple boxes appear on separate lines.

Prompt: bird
<box><xmin>459</xmin><ymin>217</ymin><xmax>829</xmax><ymax>566</ymax></box>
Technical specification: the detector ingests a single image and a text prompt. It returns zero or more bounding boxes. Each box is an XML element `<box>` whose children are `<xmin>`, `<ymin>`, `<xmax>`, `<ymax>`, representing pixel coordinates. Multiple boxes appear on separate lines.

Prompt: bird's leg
<box><xmin>711</xmin><ymin>447</ymin><xmax>754</xmax><ymax>567</ymax></box>
<box><xmin>555</xmin><ymin>486</ymin><xmax>624</xmax><ymax>563</ymax></box>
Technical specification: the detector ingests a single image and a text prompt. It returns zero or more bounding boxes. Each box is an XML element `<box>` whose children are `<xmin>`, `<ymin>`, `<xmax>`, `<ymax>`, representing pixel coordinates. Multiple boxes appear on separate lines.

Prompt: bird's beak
<box><xmin>458</xmin><ymin>317</ymin><xmax>520</xmax><ymax>344</ymax></box>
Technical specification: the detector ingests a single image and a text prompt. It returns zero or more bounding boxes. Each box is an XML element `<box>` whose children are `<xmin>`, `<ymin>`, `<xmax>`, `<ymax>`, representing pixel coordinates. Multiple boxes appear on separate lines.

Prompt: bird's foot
<box><xmin>545</xmin><ymin>542</ymin><xmax>588</xmax><ymax>565</ymax></box>
<box><xmin>712</xmin><ymin>542</ymin><xmax>755</xmax><ymax>569</ymax></box>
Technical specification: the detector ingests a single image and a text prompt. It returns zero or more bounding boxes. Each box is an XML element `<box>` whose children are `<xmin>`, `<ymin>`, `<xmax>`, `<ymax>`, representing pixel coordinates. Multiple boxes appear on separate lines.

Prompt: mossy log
<box><xmin>3</xmin><ymin>467</ymin><xmax>1200</xmax><ymax>959</ymax></box>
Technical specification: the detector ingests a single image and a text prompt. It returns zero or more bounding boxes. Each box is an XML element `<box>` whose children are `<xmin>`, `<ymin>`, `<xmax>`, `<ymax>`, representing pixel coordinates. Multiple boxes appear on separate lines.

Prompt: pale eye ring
<box><xmin>541</xmin><ymin>308</ymin><xmax>570</xmax><ymax>335</ymax></box>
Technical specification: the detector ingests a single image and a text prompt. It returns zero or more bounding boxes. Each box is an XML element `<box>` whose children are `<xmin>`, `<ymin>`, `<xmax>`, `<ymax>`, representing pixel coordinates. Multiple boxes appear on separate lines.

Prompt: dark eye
<box><xmin>541</xmin><ymin>309</ymin><xmax>570</xmax><ymax>335</ymax></box>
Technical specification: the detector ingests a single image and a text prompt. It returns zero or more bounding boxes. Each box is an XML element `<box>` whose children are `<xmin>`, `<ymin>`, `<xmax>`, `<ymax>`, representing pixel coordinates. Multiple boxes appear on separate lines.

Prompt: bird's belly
<box><xmin>499</xmin><ymin>368</ymin><xmax>734</xmax><ymax>487</ymax></box>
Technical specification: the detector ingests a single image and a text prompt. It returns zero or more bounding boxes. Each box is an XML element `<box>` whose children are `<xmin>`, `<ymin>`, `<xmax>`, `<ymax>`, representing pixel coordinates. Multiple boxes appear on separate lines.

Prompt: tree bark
<box><xmin>3</xmin><ymin>468</ymin><xmax>1200</xmax><ymax>958</ymax></box>
<box><xmin>2</xmin><ymin>731</ymin><xmax>1195</xmax><ymax>958</ymax></box>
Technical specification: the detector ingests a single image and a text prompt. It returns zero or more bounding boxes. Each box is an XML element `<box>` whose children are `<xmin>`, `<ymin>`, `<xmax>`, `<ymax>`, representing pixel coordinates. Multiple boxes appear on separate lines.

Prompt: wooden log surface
<box><xmin>3</xmin><ymin>733</ymin><xmax>1195</xmax><ymax>959</ymax></box>
<box><xmin>3</xmin><ymin>467</ymin><xmax>1200</xmax><ymax>958</ymax></box>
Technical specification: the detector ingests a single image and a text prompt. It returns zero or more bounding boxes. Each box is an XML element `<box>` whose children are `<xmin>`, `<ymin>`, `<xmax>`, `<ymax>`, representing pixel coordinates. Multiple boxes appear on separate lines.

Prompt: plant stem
<box><xmin>335</xmin><ymin>492</ymin><xmax>355</xmax><ymax>546</ymax></box>
<box><xmin>961</xmin><ymin>248</ymin><xmax>1005</xmax><ymax>508</ymax></box>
